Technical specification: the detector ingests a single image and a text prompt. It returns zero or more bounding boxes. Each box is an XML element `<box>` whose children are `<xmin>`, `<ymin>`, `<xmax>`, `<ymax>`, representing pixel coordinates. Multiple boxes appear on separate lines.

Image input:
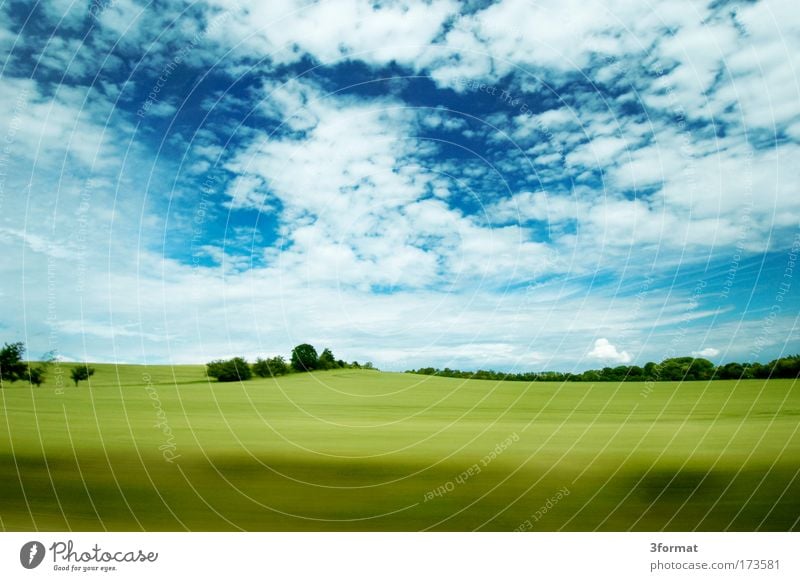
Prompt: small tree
<box><xmin>27</xmin><ymin>366</ymin><xmax>46</xmax><ymax>386</ymax></box>
<box><xmin>27</xmin><ymin>350</ymin><xmax>57</xmax><ymax>387</ymax></box>
<box><xmin>0</xmin><ymin>341</ymin><xmax>27</xmax><ymax>385</ymax></box>
<box><xmin>206</xmin><ymin>357</ymin><xmax>252</xmax><ymax>382</ymax></box>
<box><xmin>70</xmin><ymin>365</ymin><xmax>95</xmax><ymax>387</ymax></box>
<box><xmin>291</xmin><ymin>344</ymin><xmax>319</xmax><ymax>372</ymax></box>
<box><xmin>252</xmin><ymin>357</ymin><xmax>269</xmax><ymax>377</ymax></box>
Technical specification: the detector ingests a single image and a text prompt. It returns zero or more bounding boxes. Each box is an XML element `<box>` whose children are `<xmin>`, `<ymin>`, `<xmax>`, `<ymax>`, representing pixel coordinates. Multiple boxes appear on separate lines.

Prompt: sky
<box><xmin>0</xmin><ymin>0</ymin><xmax>798</xmax><ymax>372</ymax></box>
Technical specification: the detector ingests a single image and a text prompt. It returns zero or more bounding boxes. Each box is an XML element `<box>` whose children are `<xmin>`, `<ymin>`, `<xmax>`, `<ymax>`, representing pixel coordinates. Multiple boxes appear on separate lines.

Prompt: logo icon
<box><xmin>20</xmin><ymin>541</ymin><xmax>46</xmax><ymax>569</ymax></box>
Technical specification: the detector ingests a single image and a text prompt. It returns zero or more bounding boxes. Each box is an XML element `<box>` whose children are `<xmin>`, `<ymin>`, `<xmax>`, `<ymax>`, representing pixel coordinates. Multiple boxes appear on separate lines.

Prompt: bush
<box><xmin>252</xmin><ymin>356</ymin><xmax>289</xmax><ymax>377</ymax></box>
<box><xmin>206</xmin><ymin>357</ymin><xmax>252</xmax><ymax>382</ymax></box>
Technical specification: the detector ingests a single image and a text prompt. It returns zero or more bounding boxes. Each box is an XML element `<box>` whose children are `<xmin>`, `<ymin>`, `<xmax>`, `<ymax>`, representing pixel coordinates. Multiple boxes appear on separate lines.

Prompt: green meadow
<box><xmin>1</xmin><ymin>364</ymin><xmax>798</xmax><ymax>531</ymax></box>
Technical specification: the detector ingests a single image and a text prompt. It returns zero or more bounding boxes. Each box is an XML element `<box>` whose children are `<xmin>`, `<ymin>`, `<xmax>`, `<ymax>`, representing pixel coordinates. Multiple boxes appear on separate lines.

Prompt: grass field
<box><xmin>1</xmin><ymin>365</ymin><xmax>798</xmax><ymax>531</ymax></box>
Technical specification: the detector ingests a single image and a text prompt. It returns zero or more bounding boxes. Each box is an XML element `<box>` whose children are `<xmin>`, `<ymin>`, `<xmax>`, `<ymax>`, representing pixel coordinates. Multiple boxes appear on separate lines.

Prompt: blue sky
<box><xmin>0</xmin><ymin>0</ymin><xmax>798</xmax><ymax>371</ymax></box>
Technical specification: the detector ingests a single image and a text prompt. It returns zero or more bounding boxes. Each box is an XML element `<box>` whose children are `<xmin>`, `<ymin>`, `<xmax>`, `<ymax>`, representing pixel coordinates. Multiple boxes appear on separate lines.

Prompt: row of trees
<box><xmin>0</xmin><ymin>342</ymin><xmax>95</xmax><ymax>387</ymax></box>
<box><xmin>206</xmin><ymin>344</ymin><xmax>374</xmax><ymax>382</ymax></box>
<box><xmin>6</xmin><ymin>338</ymin><xmax>798</xmax><ymax>387</ymax></box>
<box><xmin>2</xmin><ymin>340</ymin><xmax>373</xmax><ymax>386</ymax></box>
<box><xmin>407</xmin><ymin>355</ymin><xmax>800</xmax><ymax>382</ymax></box>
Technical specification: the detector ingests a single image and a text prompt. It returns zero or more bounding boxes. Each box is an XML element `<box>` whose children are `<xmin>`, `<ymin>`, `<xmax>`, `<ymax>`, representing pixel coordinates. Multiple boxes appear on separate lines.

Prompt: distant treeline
<box><xmin>206</xmin><ymin>343</ymin><xmax>375</xmax><ymax>382</ymax></box>
<box><xmin>406</xmin><ymin>355</ymin><xmax>800</xmax><ymax>382</ymax></box>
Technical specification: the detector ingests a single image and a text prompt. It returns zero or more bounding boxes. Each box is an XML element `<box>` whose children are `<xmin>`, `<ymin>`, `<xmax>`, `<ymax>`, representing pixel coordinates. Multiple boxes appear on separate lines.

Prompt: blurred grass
<box><xmin>0</xmin><ymin>364</ymin><xmax>798</xmax><ymax>531</ymax></box>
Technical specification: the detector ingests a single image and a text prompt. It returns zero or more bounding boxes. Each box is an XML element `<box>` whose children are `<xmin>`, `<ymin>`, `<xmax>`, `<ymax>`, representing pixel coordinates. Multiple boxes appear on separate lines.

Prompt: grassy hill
<box><xmin>1</xmin><ymin>364</ymin><xmax>798</xmax><ymax>531</ymax></box>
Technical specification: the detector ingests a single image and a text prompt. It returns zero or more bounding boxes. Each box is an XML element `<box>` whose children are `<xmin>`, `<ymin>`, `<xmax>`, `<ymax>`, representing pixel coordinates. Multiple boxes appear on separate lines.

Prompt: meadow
<box><xmin>1</xmin><ymin>364</ymin><xmax>798</xmax><ymax>531</ymax></box>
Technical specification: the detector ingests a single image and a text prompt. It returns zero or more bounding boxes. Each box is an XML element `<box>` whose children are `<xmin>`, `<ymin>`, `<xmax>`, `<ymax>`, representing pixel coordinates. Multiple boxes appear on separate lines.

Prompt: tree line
<box><xmin>4</xmin><ymin>339</ymin><xmax>798</xmax><ymax>387</ymax></box>
<box><xmin>1</xmin><ymin>340</ymin><xmax>375</xmax><ymax>387</ymax></box>
<box><xmin>0</xmin><ymin>342</ymin><xmax>95</xmax><ymax>387</ymax></box>
<box><xmin>406</xmin><ymin>355</ymin><xmax>800</xmax><ymax>382</ymax></box>
<box><xmin>205</xmin><ymin>343</ymin><xmax>375</xmax><ymax>382</ymax></box>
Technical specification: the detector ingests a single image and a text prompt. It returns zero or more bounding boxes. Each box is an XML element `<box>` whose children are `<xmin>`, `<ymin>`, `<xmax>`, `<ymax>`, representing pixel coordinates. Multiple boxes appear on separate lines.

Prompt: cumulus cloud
<box><xmin>588</xmin><ymin>338</ymin><xmax>632</xmax><ymax>364</ymax></box>
<box><xmin>692</xmin><ymin>348</ymin><xmax>720</xmax><ymax>358</ymax></box>
<box><xmin>204</xmin><ymin>0</ymin><xmax>458</xmax><ymax>67</ymax></box>
<box><xmin>223</xmin><ymin>78</ymin><xmax>562</xmax><ymax>290</ymax></box>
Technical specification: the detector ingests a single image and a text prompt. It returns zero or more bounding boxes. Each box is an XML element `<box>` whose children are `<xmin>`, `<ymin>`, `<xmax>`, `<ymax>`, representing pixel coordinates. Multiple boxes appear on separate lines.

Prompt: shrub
<box><xmin>252</xmin><ymin>356</ymin><xmax>289</xmax><ymax>377</ymax></box>
<box><xmin>206</xmin><ymin>357</ymin><xmax>252</xmax><ymax>382</ymax></box>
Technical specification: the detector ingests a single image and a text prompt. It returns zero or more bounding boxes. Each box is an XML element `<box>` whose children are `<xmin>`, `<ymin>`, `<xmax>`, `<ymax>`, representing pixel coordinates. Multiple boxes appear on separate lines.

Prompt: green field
<box><xmin>1</xmin><ymin>365</ymin><xmax>798</xmax><ymax>531</ymax></box>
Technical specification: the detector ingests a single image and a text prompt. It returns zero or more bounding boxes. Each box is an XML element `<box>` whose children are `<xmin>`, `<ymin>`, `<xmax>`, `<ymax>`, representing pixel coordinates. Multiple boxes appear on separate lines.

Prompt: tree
<box><xmin>252</xmin><ymin>358</ymin><xmax>268</xmax><ymax>377</ymax></box>
<box><xmin>627</xmin><ymin>365</ymin><xmax>644</xmax><ymax>380</ymax></box>
<box><xmin>252</xmin><ymin>356</ymin><xmax>289</xmax><ymax>377</ymax></box>
<box><xmin>318</xmin><ymin>348</ymin><xmax>338</xmax><ymax>370</ymax></box>
<box><xmin>741</xmin><ymin>363</ymin><xmax>757</xmax><ymax>379</ymax></box>
<box><xmin>581</xmin><ymin>369</ymin><xmax>601</xmax><ymax>382</ymax></box>
<box><xmin>27</xmin><ymin>366</ymin><xmax>46</xmax><ymax>386</ymax></box>
<box><xmin>716</xmin><ymin>362</ymin><xmax>744</xmax><ymax>380</ymax></box>
<box><xmin>0</xmin><ymin>341</ymin><xmax>27</xmax><ymax>385</ymax></box>
<box><xmin>750</xmin><ymin>362</ymin><xmax>772</xmax><ymax>379</ymax></box>
<box><xmin>291</xmin><ymin>344</ymin><xmax>319</xmax><ymax>372</ymax></box>
<box><xmin>686</xmin><ymin>357</ymin><xmax>715</xmax><ymax>380</ymax></box>
<box><xmin>644</xmin><ymin>357</ymin><xmax>715</xmax><ymax>381</ymax></box>
<box><xmin>611</xmin><ymin>365</ymin><xmax>631</xmax><ymax>380</ymax></box>
<box><xmin>206</xmin><ymin>357</ymin><xmax>252</xmax><ymax>382</ymax></box>
<box><xmin>643</xmin><ymin>362</ymin><xmax>659</xmax><ymax>380</ymax></box>
<box><xmin>768</xmin><ymin>355</ymin><xmax>800</xmax><ymax>378</ymax></box>
<box><xmin>70</xmin><ymin>365</ymin><xmax>95</xmax><ymax>387</ymax></box>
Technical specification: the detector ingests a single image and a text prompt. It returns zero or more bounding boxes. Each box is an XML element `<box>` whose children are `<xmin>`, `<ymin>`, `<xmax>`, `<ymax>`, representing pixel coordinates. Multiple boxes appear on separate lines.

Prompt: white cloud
<box><xmin>93</xmin><ymin>0</ymin><xmax>148</xmax><ymax>43</ymax></box>
<box><xmin>588</xmin><ymin>338</ymin><xmax>632</xmax><ymax>364</ymax></box>
<box><xmin>643</xmin><ymin>17</ymin><xmax>739</xmax><ymax>116</ymax></box>
<box><xmin>224</xmin><ymin>174</ymin><xmax>271</xmax><ymax>210</ymax></box>
<box><xmin>194</xmin><ymin>0</ymin><xmax>800</xmax><ymax>259</ymax></box>
<box><xmin>205</xmin><ymin>0</ymin><xmax>458</xmax><ymax>67</ymax></box>
<box><xmin>224</xmin><ymin>78</ymin><xmax>565</xmax><ymax>290</ymax></box>
<box><xmin>565</xmin><ymin>136</ymin><xmax>632</xmax><ymax>168</ymax></box>
<box><xmin>144</xmin><ymin>100</ymin><xmax>179</xmax><ymax>118</ymax></box>
<box><xmin>488</xmin><ymin>191</ymin><xmax>587</xmax><ymax>225</ymax></box>
<box><xmin>420</xmin><ymin>0</ymin><xmax>708</xmax><ymax>90</ymax></box>
<box><xmin>692</xmin><ymin>347</ymin><xmax>720</xmax><ymax>358</ymax></box>
<box><xmin>705</xmin><ymin>0</ymin><xmax>800</xmax><ymax>131</ymax></box>
<box><xmin>0</xmin><ymin>77</ymin><xmax>129</xmax><ymax>171</ymax></box>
